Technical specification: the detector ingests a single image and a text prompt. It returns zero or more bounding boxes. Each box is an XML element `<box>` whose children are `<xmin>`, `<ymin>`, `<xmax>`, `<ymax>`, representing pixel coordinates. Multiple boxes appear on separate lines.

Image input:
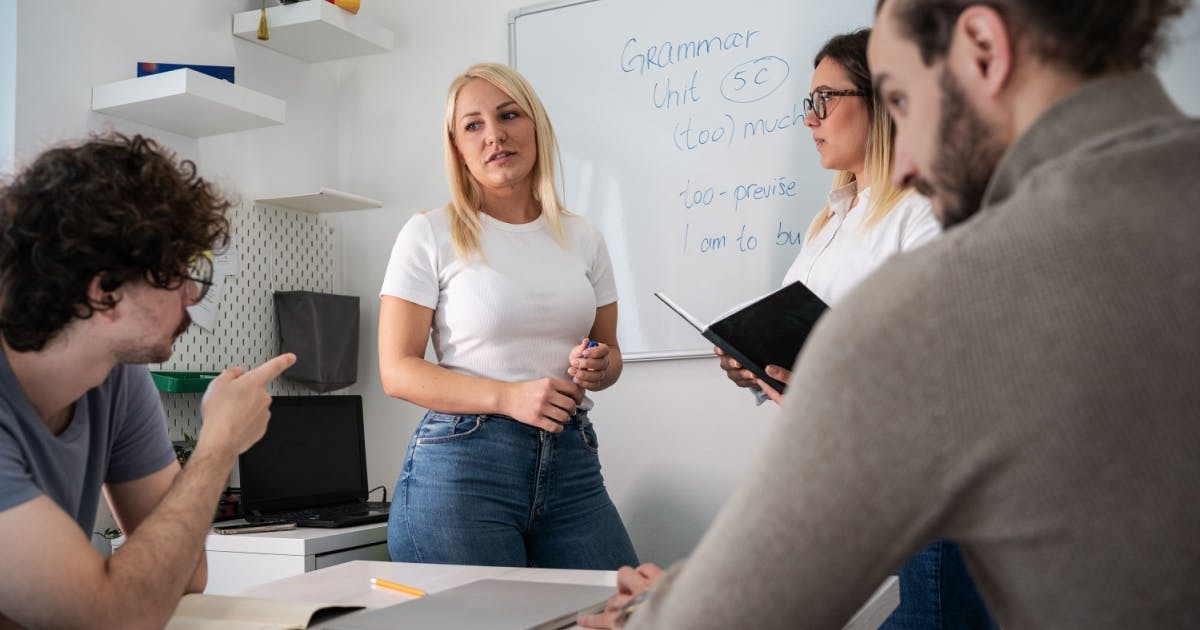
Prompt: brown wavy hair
<box><xmin>0</xmin><ymin>132</ymin><xmax>232</xmax><ymax>351</ymax></box>
<box><xmin>879</xmin><ymin>0</ymin><xmax>1190</xmax><ymax>77</ymax></box>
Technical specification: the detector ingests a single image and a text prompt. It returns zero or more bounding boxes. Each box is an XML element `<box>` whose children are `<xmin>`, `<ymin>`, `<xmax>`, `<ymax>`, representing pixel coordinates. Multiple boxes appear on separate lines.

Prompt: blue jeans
<box><xmin>388</xmin><ymin>410</ymin><xmax>638</xmax><ymax>570</ymax></box>
<box><xmin>882</xmin><ymin>540</ymin><xmax>997</xmax><ymax>629</ymax></box>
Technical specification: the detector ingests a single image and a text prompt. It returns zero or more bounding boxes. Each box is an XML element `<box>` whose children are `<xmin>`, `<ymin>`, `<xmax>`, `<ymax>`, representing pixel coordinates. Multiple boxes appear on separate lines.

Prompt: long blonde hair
<box><xmin>442</xmin><ymin>62</ymin><xmax>569</xmax><ymax>260</ymax></box>
<box><xmin>806</xmin><ymin>30</ymin><xmax>912</xmax><ymax>242</ymax></box>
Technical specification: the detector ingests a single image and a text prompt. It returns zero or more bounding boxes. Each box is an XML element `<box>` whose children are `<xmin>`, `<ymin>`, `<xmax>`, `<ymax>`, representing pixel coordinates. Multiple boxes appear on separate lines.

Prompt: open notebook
<box><xmin>656</xmin><ymin>281</ymin><xmax>828</xmax><ymax>393</ymax></box>
<box><xmin>165</xmin><ymin>593</ymin><xmax>362</xmax><ymax>630</ymax></box>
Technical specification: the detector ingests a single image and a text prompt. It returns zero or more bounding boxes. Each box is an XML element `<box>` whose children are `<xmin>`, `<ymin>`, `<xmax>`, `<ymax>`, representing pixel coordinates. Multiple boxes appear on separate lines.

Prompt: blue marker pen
<box><xmin>577</xmin><ymin>340</ymin><xmax>603</xmax><ymax>388</ymax></box>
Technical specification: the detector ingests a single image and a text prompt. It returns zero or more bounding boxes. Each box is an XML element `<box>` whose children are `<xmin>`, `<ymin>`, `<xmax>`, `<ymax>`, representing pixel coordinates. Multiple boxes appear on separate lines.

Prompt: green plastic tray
<box><xmin>150</xmin><ymin>371</ymin><xmax>219</xmax><ymax>394</ymax></box>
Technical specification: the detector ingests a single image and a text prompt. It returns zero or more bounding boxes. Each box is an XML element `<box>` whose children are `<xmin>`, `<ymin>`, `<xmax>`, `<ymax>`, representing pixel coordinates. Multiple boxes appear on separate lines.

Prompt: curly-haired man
<box><xmin>0</xmin><ymin>133</ymin><xmax>294</xmax><ymax>629</ymax></box>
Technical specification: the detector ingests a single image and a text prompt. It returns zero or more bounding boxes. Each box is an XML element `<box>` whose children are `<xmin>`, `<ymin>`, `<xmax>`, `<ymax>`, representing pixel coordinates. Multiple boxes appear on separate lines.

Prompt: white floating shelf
<box><xmin>256</xmin><ymin>188</ymin><xmax>383</xmax><ymax>214</ymax></box>
<box><xmin>233</xmin><ymin>2</ymin><xmax>394</xmax><ymax>62</ymax></box>
<box><xmin>91</xmin><ymin>69</ymin><xmax>286</xmax><ymax>138</ymax></box>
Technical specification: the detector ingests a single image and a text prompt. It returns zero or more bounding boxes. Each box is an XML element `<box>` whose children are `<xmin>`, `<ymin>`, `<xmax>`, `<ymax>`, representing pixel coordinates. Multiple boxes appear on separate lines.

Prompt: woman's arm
<box><xmin>378</xmin><ymin>296</ymin><xmax>581</xmax><ymax>431</ymax></box>
<box><xmin>569</xmin><ymin>302</ymin><xmax>623</xmax><ymax>391</ymax></box>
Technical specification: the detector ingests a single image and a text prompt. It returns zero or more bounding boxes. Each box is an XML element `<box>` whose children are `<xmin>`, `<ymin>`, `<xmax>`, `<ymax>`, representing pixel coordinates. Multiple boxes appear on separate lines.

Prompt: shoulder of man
<box><xmin>796</xmin><ymin>239</ymin><xmax>944</xmax><ymax>364</ymax></box>
<box><xmin>94</xmin><ymin>364</ymin><xmax>163</xmax><ymax>425</ymax></box>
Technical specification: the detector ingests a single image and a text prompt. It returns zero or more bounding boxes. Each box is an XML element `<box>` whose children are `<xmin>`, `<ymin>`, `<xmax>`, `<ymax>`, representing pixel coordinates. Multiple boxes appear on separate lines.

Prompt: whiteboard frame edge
<box><xmin>624</xmin><ymin>348</ymin><xmax>715</xmax><ymax>363</ymax></box>
<box><xmin>508</xmin><ymin>0</ymin><xmax>604</xmax><ymax>66</ymax></box>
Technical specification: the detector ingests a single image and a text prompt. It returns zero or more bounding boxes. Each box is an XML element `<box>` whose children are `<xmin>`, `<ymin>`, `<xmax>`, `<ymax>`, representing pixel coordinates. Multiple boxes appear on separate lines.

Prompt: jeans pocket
<box><xmin>577</xmin><ymin>419</ymin><xmax>600</xmax><ymax>454</ymax></box>
<box><xmin>415</xmin><ymin>412</ymin><xmax>486</xmax><ymax>445</ymax></box>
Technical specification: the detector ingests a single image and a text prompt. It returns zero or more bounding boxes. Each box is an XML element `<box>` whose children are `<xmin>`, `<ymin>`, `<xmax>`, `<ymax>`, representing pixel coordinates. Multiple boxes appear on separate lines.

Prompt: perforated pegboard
<box><xmin>155</xmin><ymin>202</ymin><xmax>344</xmax><ymax>440</ymax></box>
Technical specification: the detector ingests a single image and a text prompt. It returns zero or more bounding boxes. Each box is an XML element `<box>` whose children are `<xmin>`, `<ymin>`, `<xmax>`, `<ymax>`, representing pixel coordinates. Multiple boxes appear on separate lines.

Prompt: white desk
<box><xmin>204</xmin><ymin>522</ymin><xmax>389</xmax><ymax>595</ymax></box>
<box><xmin>240</xmin><ymin>560</ymin><xmax>899</xmax><ymax>629</ymax></box>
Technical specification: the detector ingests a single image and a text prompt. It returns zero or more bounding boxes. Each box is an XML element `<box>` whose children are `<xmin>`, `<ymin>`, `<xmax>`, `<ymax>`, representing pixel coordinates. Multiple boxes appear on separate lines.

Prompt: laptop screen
<box><xmin>239</xmin><ymin>395</ymin><xmax>368</xmax><ymax>515</ymax></box>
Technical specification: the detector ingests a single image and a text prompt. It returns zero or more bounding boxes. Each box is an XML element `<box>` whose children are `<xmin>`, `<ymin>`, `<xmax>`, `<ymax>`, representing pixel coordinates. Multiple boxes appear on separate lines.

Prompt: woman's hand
<box><xmin>501</xmin><ymin>378</ymin><xmax>582</xmax><ymax>432</ymax></box>
<box><xmin>569</xmin><ymin>338</ymin><xmax>611</xmax><ymax>390</ymax></box>
<box><xmin>714</xmin><ymin>346</ymin><xmax>760</xmax><ymax>389</ymax></box>
<box><xmin>755</xmin><ymin>364</ymin><xmax>791</xmax><ymax>405</ymax></box>
<box><xmin>577</xmin><ymin>563</ymin><xmax>665</xmax><ymax>628</ymax></box>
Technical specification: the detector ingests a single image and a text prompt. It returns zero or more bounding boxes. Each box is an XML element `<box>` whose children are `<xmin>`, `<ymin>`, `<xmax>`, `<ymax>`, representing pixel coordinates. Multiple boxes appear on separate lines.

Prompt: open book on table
<box><xmin>165</xmin><ymin>593</ymin><xmax>363</xmax><ymax>630</ymax></box>
<box><xmin>655</xmin><ymin>281</ymin><xmax>829</xmax><ymax>393</ymax></box>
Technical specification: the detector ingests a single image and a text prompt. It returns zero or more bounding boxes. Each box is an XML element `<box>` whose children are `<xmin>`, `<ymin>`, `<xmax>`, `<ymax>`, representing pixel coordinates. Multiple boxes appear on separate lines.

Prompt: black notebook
<box><xmin>656</xmin><ymin>281</ymin><xmax>829</xmax><ymax>393</ymax></box>
<box><xmin>239</xmin><ymin>395</ymin><xmax>390</xmax><ymax>528</ymax></box>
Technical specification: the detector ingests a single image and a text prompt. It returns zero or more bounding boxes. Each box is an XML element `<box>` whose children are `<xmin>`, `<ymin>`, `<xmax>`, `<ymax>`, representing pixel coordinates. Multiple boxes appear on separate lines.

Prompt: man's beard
<box><xmin>172</xmin><ymin>313</ymin><xmax>192</xmax><ymax>339</ymax></box>
<box><xmin>913</xmin><ymin>68</ymin><xmax>1006</xmax><ymax>229</ymax></box>
<box><xmin>113</xmin><ymin>313</ymin><xmax>191</xmax><ymax>364</ymax></box>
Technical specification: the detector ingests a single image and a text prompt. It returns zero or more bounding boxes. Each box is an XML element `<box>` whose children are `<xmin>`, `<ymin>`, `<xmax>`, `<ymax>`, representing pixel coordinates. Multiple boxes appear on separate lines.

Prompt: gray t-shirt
<box><xmin>0</xmin><ymin>350</ymin><xmax>176</xmax><ymax>535</ymax></box>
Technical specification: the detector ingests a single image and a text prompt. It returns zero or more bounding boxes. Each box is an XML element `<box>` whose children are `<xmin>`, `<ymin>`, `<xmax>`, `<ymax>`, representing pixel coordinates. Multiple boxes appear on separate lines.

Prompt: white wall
<box><xmin>10</xmin><ymin>0</ymin><xmax>1200</xmax><ymax>565</ymax></box>
<box><xmin>1162</xmin><ymin>2</ymin><xmax>1200</xmax><ymax>116</ymax></box>
<box><xmin>330</xmin><ymin>1</ymin><xmax>780</xmax><ymax>566</ymax></box>
<box><xmin>334</xmin><ymin>0</ymin><xmax>1200</xmax><ymax>566</ymax></box>
<box><xmin>0</xmin><ymin>0</ymin><xmax>15</xmax><ymax>173</ymax></box>
<box><xmin>7</xmin><ymin>0</ymin><xmax>770</xmax><ymax>562</ymax></box>
<box><xmin>12</xmin><ymin>1</ymin><xmax>343</xmax><ymax>192</ymax></box>
<box><xmin>9</xmin><ymin>0</ymin><xmax>349</xmax><ymax>535</ymax></box>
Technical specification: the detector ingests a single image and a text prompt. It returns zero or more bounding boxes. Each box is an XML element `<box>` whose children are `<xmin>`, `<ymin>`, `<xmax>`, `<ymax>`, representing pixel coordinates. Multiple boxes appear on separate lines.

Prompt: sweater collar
<box><xmin>982</xmin><ymin>71</ymin><xmax>1183</xmax><ymax>210</ymax></box>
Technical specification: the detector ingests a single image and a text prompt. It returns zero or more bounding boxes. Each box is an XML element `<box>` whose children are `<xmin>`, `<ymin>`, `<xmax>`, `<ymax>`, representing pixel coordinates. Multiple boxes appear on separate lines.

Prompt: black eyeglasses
<box><xmin>802</xmin><ymin>89</ymin><xmax>868</xmax><ymax>120</ymax></box>
<box><xmin>186</xmin><ymin>254</ymin><xmax>214</xmax><ymax>304</ymax></box>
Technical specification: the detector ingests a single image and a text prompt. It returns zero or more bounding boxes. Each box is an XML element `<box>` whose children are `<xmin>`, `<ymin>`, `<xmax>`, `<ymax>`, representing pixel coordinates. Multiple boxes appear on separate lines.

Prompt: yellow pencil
<box><xmin>370</xmin><ymin>577</ymin><xmax>427</xmax><ymax>597</ymax></box>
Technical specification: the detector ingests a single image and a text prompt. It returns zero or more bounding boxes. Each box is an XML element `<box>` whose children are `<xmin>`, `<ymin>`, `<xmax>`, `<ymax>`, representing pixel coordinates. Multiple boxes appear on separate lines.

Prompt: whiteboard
<box><xmin>510</xmin><ymin>0</ymin><xmax>871</xmax><ymax>359</ymax></box>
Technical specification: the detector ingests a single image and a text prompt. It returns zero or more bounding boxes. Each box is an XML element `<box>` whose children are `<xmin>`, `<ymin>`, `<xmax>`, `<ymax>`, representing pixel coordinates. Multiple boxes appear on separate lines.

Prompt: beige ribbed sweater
<box><xmin>629</xmin><ymin>71</ymin><xmax>1200</xmax><ymax>629</ymax></box>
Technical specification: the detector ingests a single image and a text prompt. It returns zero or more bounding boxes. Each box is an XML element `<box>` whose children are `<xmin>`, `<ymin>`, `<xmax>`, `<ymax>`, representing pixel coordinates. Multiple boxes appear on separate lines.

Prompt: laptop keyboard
<box><xmin>252</xmin><ymin>501</ymin><xmax>390</xmax><ymax>523</ymax></box>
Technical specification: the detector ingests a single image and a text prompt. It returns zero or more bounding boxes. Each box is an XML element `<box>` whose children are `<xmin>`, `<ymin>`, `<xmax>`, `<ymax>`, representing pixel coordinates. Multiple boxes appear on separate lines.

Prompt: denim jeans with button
<box><xmin>387</xmin><ymin>410</ymin><xmax>638</xmax><ymax>570</ymax></box>
<box><xmin>882</xmin><ymin>539</ymin><xmax>997</xmax><ymax>629</ymax></box>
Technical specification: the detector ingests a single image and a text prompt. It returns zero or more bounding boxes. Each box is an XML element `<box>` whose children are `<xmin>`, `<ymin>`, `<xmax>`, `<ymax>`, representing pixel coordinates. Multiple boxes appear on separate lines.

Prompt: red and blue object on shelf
<box><xmin>137</xmin><ymin>62</ymin><xmax>235</xmax><ymax>84</ymax></box>
<box><xmin>281</xmin><ymin>0</ymin><xmax>360</xmax><ymax>13</ymax></box>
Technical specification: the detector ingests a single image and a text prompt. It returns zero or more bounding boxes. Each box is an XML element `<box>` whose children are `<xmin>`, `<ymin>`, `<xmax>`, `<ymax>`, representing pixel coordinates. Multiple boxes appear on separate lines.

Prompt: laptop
<box><xmin>239</xmin><ymin>395</ymin><xmax>390</xmax><ymax>528</ymax></box>
<box><xmin>326</xmin><ymin>579</ymin><xmax>614</xmax><ymax>630</ymax></box>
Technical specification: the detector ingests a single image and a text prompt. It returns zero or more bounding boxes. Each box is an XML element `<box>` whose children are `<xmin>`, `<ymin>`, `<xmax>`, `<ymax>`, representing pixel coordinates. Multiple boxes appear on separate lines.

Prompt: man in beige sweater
<box><xmin>581</xmin><ymin>0</ymin><xmax>1200</xmax><ymax>627</ymax></box>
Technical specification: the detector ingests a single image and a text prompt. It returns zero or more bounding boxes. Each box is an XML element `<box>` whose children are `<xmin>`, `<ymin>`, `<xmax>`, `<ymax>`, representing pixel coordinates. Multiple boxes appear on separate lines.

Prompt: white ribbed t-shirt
<box><xmin>380</xmin><ymin>208</ymin><xmax>617</xmax><ymax>408</ymax></box>
<box><xmin>782</xmin><ymin>183</ymin><xmax>940</xmax><ymax>305</ymax></box>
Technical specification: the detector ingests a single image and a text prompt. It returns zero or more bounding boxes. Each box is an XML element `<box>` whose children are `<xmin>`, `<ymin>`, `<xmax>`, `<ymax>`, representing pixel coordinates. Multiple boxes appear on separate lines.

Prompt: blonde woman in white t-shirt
<box><xmin>378</xmin><ymin>63</ymin><xmax>637</xmax><ymax>569</ymax></box>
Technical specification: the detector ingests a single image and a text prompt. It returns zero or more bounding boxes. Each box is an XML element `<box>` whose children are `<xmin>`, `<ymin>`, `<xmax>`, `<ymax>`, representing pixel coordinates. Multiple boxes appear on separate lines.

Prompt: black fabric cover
<box><xmin>273</xmin><ymin>291</ymin><xmax>359</xmax><ymax>393</ymax></box>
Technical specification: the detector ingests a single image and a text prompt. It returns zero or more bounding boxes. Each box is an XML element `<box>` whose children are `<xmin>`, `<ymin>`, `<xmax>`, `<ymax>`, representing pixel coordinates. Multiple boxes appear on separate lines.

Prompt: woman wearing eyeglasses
<box><xmin>714</xmin><ymin>30</ymin><xmax>995</xmax><ymax>630</ymax></box>
<box><xmin>717</xmin><ymin>29</ymin><xmax>940</xmax><ymax>400</ymax></box>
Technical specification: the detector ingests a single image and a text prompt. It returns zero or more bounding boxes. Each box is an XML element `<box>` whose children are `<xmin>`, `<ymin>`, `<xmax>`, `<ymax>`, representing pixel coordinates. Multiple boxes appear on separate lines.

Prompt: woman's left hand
<box><xmin>756</xmin><ymin>364</ymin><xmax>791</xmax><ymax>405</ymax></box>
<box><xmin>569</xmin><ymin>338</ymin><xmax>610</xmax><ymax>390</ymax></box>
